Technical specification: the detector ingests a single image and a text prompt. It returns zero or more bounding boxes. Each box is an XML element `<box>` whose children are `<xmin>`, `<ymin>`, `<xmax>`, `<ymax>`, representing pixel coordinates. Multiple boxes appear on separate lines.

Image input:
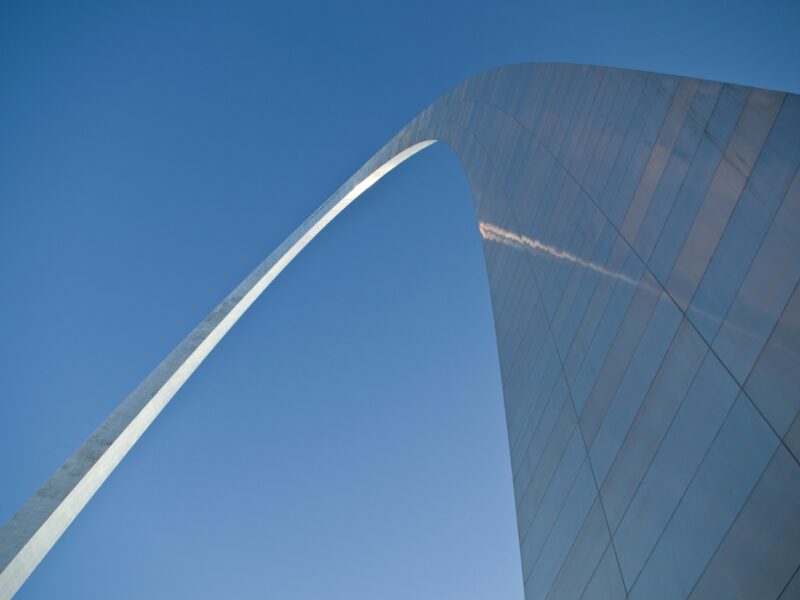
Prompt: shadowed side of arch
<box><xmin>3</xmin><ymin>63</ymin><xmax>800</xmax><ymax>600</ymax></box>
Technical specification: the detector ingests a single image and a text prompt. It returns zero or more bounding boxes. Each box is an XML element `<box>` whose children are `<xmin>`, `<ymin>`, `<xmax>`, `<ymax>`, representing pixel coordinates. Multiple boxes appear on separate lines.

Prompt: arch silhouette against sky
<box><xmin>2</xmin><ymin>63</ymin><xmax>800</xmax><ymax>599</ymax></box>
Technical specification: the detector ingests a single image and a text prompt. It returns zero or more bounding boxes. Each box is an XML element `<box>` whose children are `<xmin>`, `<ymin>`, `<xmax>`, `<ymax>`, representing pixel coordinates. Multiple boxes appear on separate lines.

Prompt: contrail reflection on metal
<box><xmin>478</xmin><ymin>221</ymin><xmax>638</xmax><ymax>287</ymax></box>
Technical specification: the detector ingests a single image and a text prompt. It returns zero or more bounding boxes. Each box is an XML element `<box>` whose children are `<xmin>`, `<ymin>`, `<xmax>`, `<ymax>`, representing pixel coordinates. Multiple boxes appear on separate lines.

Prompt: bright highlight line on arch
<box><xmin>0</xmin><ymin>140</ymin><xmax>436</xmax><ymax>599</ymax></box>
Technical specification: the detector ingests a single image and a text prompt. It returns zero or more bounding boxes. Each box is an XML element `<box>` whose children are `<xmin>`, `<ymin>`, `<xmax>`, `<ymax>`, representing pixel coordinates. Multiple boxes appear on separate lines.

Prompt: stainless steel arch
<box><xmin>3</xmin><ymin>63</ymin><xmax>800</xmax><ymax>599</ymax></box>
<box><xmin>0</xmin><ymin>137</ymin><xmax>439</xmax><ymax>598</ymax></box>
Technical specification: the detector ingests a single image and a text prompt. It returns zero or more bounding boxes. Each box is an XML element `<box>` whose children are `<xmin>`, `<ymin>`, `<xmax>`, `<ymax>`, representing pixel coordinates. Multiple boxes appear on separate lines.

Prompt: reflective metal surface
<box><xmin>2</xmin><ymin>63</ymin><xmax>799</xmax><ymax>599</ymax></box>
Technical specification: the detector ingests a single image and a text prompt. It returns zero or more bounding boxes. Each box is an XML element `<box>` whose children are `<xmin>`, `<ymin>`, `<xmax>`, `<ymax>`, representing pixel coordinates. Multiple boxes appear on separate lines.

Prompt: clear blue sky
<box><xmin>1</xmin><ymin>1</ymin><xmax>798</xmax><ymax>598</ymax></box>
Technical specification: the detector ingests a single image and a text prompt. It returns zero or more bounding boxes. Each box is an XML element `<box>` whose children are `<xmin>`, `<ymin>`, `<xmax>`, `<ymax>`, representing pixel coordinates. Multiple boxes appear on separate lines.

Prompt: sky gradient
<box><xmin>1</xmin><ymin>1</ymin><xmax>799</xmax><ymax>598</ymax></box>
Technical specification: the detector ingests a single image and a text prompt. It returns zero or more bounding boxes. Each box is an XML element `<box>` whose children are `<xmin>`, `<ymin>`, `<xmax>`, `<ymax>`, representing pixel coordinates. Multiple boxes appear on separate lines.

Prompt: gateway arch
<box><xmin>2</xmin><ymin>63</ymin><xmax>800</xmax><ymax>599</ymax></box>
